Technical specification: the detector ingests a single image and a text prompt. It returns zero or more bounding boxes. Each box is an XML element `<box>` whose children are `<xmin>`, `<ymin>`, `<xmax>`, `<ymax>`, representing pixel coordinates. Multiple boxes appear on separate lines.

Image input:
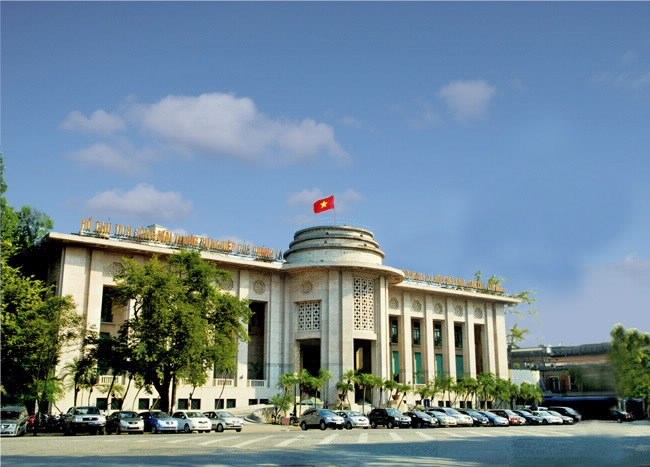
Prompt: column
<box><xmin>466</xmin><ymin>301</ymin><xmax>476</xmax><ymax>377</ymax></box>
<box><xmin>236</xmin><ymin>269</ymin><xmax>249</xmax><ymax>387</ymax></box>
<box><xmin>493</xmin><ymin>304</ymin><xmax>509</xmax><ymax>378</ymax></box>
<box><xmin>444</xmin><ymin>298</ymin><xmax>456</xmax><ymax>379</ymax></box>
<box><xmin>266</xmin><ymin>272</ymin><xmax>284</xmax><ymax>388</ymax></box>
<box><xmin>401</xmin><ymin>292</ymin><xmax>413</xmax><ymax>384</ymax></box>
<box><xmin>423</xmin><ymin>296</ymin><xmax>435</xmax><ymax>383</ymax></box>
<box><xmin>484</xmin><ymin>304</ymin><xmax>497</xmax><ymax>374</ymax></box>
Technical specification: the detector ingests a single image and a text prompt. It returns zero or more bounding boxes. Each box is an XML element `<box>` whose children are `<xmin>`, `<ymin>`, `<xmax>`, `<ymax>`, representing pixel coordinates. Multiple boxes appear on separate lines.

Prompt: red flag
<box><xmin>313</xmin><ymin>195</ymin><xmax>335</xmax><ymax>214</ymax></box>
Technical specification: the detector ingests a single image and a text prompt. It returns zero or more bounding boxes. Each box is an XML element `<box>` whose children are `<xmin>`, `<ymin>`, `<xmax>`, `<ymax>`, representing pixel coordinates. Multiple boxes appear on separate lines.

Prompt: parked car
<box><xmin>531</xmin><ymin>410</ymin><xmax>563</xmax><ymax>425</ymax></box>
<box><xmin>106</xmin><ymin>411</ymin><xmax>144</xmax><ymax>434</ymax></box>
<box><xmin>513</xmin><ymin>410</ymin><xmax>543</xmax><ymax>425</ymax></box>
<box><xmin>476</xmin><ymin>410</ymin><xmax>509</xmax><ymax>427</ymax></box>
<box><xmin>299</xmin><ymin>408</ymin><xmax>345</xmax><ymax>430</ymax></box>
<box><xmin>457</xmin><ymin>409</ymin><xmax>489</xmax><ymax>427</ymax></box>
<box><xmin>368</xmin><ymin>408</ymin><xmax>411</xmax><ymax>429</ymax></box>
<box><xmin>203</xmin><ymin>410</ymin><xmax>244</xmax><ymax>432</ymax></box>
<box><xmin>548</xmin><ymin>406</ymin><xmax>582</xmax><ymax>423</ymax></box>
<box><xmin>546</xmin><ymin>410</ymin><xmax>574</xmax><ymax>425</ymax></box>
<box><xmin>139</xmin><ymin>411</ymin><xmax>178</xmax><ymax>433</ymax></box>
<box><xmin>426</xmin><ymin>410</ymin><xmax>458</xmax><ymax>427</ymax></box>
<box><xmin>62</xmin><ymin>406</ymin><xmax>107</xmax><ymax>435</ymax></box>
<box><xmin>609</xmin><ymin>409</ymin><xmax>634</xmax><ymax>423</ymax></box>
<box><xmin>334</xmin><ymin>410</ymin><xmax>370</xmax><ymax>430</ymax></box>
<box><xmin>403</xmin><ymin>411</ymin><xmax>437</xmax><ymax>428</ymax></box>
<box><xmin>427</xmin><ymin>407</ymin><xmax>473</xmax><ymax>426</ymax></box>
<box><xmin>171</xmin><ymin>410</ymin><xmax>212</xmax><ymax>433</ymax></box>
<box><xmin>489</xmin><ymin>409</ymin><xmax>526</xmax><ymax>426</ymax></box>
<box><xmin>0</xmin><ymin>406</ymin><xmax>29</xmax><ymax>437</ymax></box>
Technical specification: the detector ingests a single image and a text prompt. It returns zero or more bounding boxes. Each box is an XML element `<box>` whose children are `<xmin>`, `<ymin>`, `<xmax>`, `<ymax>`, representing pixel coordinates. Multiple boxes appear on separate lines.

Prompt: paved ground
<box><xmin>2</xmin><ymin>420</ymin><xmax>649</xmax><ymax>466</ymax></box>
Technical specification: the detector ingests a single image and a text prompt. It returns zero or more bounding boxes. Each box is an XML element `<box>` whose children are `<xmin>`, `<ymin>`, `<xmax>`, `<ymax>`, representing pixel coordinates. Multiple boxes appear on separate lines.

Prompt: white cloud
<box><xmin>339</xmin><ymin>116</ymin><xmax>363</xmax><ymax>128</ymax></box>
<box><xmin>132</xmin><ymin>93</ymin><xmax>347</xmax><ymax>163</ymax></box>
<box><xmin>438</xmin><ymin>80</ymin><xmax>496</xmax><ymax>122</ymax></box>
<box><xmin>61</xmin><ymin>110</ymin><xmax>125</xmax><ymax>135</ymax></box>
<box><xmin>69</xmin><ymin>143</ymin><xmax>141</xmax><ymax>174</ymax></box>
<box><xmin>592</xmin><ymin>71</ymin><xmax>650</xmax><ymax>89</ymax></box>
<box><xmin>86</xmin><ymin>183</ymin><xmax>193</xmax><ymax>222</ymax></box>
<box><xmin>520</xmin><ymin>254</ymin><xmax>650</xmax><ymax>346</ymax></box>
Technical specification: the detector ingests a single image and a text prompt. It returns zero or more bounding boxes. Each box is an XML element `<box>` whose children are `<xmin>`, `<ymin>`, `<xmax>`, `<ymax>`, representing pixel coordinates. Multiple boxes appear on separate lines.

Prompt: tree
<box><xmin>610</xmin><ymin>324</ymin><xmax>650</xmax><ymax>417</ymax></box>
<box><xmin>336</xmin><ymin>370</ymin><xmax>356</xmax><ymax>409</ymax></box>
<box><xmin>114</xmin><ymin>250</ymin><xmax>252</xmax><ymax>413</ymax></box>
<box><xmin>316</xmin><ymin>369</ymin><xmax>334</xmax><ymax>408</ymax></box>
<box><xmin>477</xmin><ymin>372</ymin><xmax>497</xmax><ymax>409</ymax></box>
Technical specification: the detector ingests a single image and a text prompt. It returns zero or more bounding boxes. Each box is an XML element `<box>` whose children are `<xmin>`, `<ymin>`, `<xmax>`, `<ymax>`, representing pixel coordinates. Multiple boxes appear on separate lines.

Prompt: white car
<box><xmin>0</xmin><ymin>406</ymin><xmax>29</xmax><ymax>437</ymax></box>
<box><xmin>334</xmin><ymin>410</ymin><xmax>370</xmax><ymax>429</ymax></box>
<box><xmin>532</xmin><ymin>410</ymin><xmax>564</xmax><ymax>425</ymax></box>
<box><xmin>426</xmin><ymin>411</ymin><xmax>458</xmax><ymax>427</ymax></box>
<box><xmin>428</xmin><ymin>407</ymin><xmax>473</xmax><ymax>426</ymax></box>
<box><xmin>171</xmin><ymin>410</ymin><xmax>212</xmax><ymax>433</ymax></box>
<box><xmin>203</xmin><ymin>410</ymin><xmax>244</xmax><ymax>432</ymax></box>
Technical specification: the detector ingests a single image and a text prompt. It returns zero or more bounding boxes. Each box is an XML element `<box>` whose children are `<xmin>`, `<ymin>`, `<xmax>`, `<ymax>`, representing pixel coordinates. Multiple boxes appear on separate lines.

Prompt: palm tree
<box><xmin>416</xmin><ymin>383</ymin><xmax>431</xmax><ymax>407</ymax></box>
<box><xmin>278</xmin><ymin>372</ymin><xmax>299</xmax><ymax>418</ymax></box>
<box><xmin>431</xmin><ymin>376</ymin><xmax>445</xmax><ymax>405</ymax></box>
<box><xmin>317</xmin><ymin>369</ymin><xmax>333</xmax><ymax>408</ymax></box>
<box><xmin>462</xmin><ymin>377</ymin><xmax>479</xmax><ymax>408</ymax></box>
<box><xmin>356</xmin><ymin>373</ymin><xmax>375</xmax><ymax>414</ymax></box>
<box><xmin>337</xmin><ymin>369</ymin><xmax>356</xmax><ymax>409</ymax></box>
<box><xmin>494</xmin><ymin>377</ymin><xmax>512</xmax><ymax>408</ymax></box>
<box><xmin>477</xmin><ymin>372</ymin><xmax>496</xmax><ymax>409</ymax></box>
<box><xmin>61</xmin><ymin>356</ymin><xmax>92</xmax><ymax>406</ymax></box>
<box><xmin>366</xmin><ymin>374</ymin><xmax>384</xmax><ymax>409</ymax></box>
<box><xmin>441</xmin><ymin>375</ymin><xmax>455</xmax><ymax>406</ymax></box>
<box><xmin>395</xmin><ymin>383</ymin><xmax>412</xmax><ymax>410</ymax></box>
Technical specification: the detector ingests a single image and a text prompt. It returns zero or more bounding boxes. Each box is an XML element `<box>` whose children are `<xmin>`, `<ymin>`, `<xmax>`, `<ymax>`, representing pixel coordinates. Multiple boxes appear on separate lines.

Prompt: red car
<box><xmin>489</xmin><ymin>409</ymin><xmax>526</xmax><ymax>425</ymax></box>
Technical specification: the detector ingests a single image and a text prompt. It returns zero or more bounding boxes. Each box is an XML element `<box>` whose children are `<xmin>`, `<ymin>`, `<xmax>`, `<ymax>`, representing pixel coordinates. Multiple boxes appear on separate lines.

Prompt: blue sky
<box><xmin>2</xmin><ymin>2</ymin><xmax>649</xmax><ymax>347</ymax></box>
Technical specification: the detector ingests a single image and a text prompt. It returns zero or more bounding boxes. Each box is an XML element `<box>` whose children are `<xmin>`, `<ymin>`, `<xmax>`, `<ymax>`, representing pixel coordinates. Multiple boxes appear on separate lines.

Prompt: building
<box><xmin>44</xmin><ymin>221</ymin><xmax>519</xmax><ymax>412</ymax></box>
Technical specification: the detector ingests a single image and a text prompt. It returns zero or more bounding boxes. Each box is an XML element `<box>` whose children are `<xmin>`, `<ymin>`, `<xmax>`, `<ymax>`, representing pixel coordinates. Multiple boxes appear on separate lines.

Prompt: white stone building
<box><xmin>44</xmin><ymin>222</ymin><xmax>519</xmax><ymax>413</ymax></box>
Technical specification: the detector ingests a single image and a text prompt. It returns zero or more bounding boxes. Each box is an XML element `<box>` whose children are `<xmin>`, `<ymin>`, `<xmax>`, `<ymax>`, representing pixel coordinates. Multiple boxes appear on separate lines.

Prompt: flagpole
<box><xmin>334</xmin><ymin>208</ymin><xmax>336</xmax><ymax>225</ymax></box>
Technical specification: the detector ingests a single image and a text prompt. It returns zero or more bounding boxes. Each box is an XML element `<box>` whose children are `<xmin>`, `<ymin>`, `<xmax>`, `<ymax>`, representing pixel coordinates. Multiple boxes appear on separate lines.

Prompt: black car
<box><xmin>457</xmin><ymin>409</ymin><xmax>490</xmax><ymax>427</ymax></box>
<box><xmin>403</xmin><ymin>411</ymin><xmax>437</xmax><ymax>428</ymax></box>
<box><xmin>368</xmin><ymin>408</ymin><xmax>411</xmax><ymax>429</ymax></box>
<box><xmin>609</xmin><ymin>409</ymin><xmax>634</xmax><ymax>423</ymax></box>
<box><xmin>513</xmin><ymin>410</ymin><xmax>543</xmax><ymax>425</ymax></box>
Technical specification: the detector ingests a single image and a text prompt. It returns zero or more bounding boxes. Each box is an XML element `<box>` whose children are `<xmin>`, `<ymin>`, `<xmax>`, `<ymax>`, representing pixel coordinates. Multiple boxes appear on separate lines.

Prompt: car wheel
<box><xmin>116</xmin><ymin>426</ymin><xmax>122</xmax><ymax>435</ymax></box>
<box><xmin>183</xmin><ymin>424</ymin><xmax>191</xmax><ymax>433</ymax></box>
<box><xmin>235</xmin><ymin>429</ymin><xmax>242</xmax><ymax>432</ymax></box>
<box><xmin>300</xmin><ymin>421</ymin><xmax>308</xmax><ymax>431</ymax></box>
<box><xmin>337</xmin><ymin>425</ymin><xmax>344</xmax><ymax>430</ymax></box>
<box><xmin>320</xmin><ymin>420</ymin><xmax>327</xmax><ymax>431</ymax></box>
<box><xmin>542</xmin><ymin>419</ymin><xmax>548</xmax><ymax>425</ymax></box>
<box><xmin>216</xmin><ymin>423</ymin><xmax>224</xmax><ymax>433</ymax></box>
<box><xmin>346</xmin><ymin>422</ymin><xmax>353</xmax><ymax>430</ymax></box>
<box><xmin>151</xmin><ymin>426</ymin><xmax>158</xmax><ymax>434</ymax></box>
<box><xmin>99</xmin><ymin>426</ymin><xmax>106</xmax><ymax>435</ymax></box>
<box><xmin>371</xmin><ymin>421</ymin><xmax>377</xmax><ymax>429</ymax></box>
<box><xmin>387</xmin><ymin>421</ymin><xmax>394</xmax><ymax>429</ymax></box>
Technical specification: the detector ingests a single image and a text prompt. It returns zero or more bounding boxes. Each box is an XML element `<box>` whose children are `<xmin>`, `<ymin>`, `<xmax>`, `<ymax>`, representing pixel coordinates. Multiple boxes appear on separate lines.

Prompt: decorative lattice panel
<box><xmin>296</xmin><ymin>301</ymin><xmax>321</xmax><ymax>331</ymax></box>
<box><xmin>474</xmin><ymin>307</ymin><xmax>484</xmax><ymax>319</ymax></box>
<box><xmin>454</xmin><ymin>304</ymin><xmax>464</xmax><ymax>317</ymax></box>
<box><xmin>389</xmin><ymin>297</ymin><xmax>399</xmax><ymax>309</ymax></box>
<box><xmin>412</xmin><ymin>300</ymin><xmax>422</xmax><ymax>312</ymax></box>
<box><xmin>353</xmin><ymin>278</ymin><xmax>375</xmax><ymax>331</ymax></box>
<box><xmin>434</xmin><ymin>303</ymin><xmax>444</xmax><ymax>315</ymax></box>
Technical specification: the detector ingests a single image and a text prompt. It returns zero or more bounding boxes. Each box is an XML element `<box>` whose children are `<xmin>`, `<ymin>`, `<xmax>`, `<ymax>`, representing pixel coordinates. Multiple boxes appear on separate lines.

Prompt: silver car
<box><xmin>299</xmin><ymin>408</ymin><xmax>345</xmax><ymax>430</ymax></box>
<box><xmin>428</xmin><ymin>407</ymin><xmax>473</xmax><ymax>426</ymax></box>
<box><xmin>203</xmin><ymin>410</ymin><xmax>244</xmax><ymax>432</ymax></box>
<box><xmin>334</xmin><ymin>410</ymin><xmax>370</xmax><ymax>429</ymax></box>
<box><xmin>532</xmin><ymin>410</ymin><xmax>564</xmax><ymax>425</ymax></box>
<box><xmin>426</xmin><ymin>410</ymin><xmax>458</xmax><ymax>427</ymax></box>
<box><xmin>0</xmin><ymin>406</ymin><xmax>29</xmax><ymax>437</ymax></box>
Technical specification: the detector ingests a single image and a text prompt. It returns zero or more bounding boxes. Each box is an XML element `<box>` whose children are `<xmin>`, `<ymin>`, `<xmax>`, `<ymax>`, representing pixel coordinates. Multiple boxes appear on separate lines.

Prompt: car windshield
<box><xmin>319</xmin><ymin>410</ymin><xmax>336</xmax><ymax>416</ymax></box>
<box><xmin>348</xmin><ymin>411</ymin><xmax>363</xmax><ymax>417</ymax></box>
<box><xmin>386</xmin><ymin>409</ymin><xmax>402</xmax><ymax>416</ymax></box>
<box><xmin>119</xmin><ymin>412</ymin><xmax>139</xmax><ymax>419</ymax></box>
<box><xmin>414</xmin><ymin>411</ymin><xmax>427</xmax><ymax>416</ymax></box>
<box><xmin>0</xmin><ymin>410</ymin><xmax>22</xmax><ymax>420</ymax></box>
<box><xmin>152</xmin><ymin>412</ymin><xmax>170</xmax><ymax>419</ymax></box>
<box><xmin>186</xmin><ymin>412</ymin><xmax>204</xmax><ymax>418</ymax></box>
<box><xmin>74</xmin><ymin>407</ymin><xmax>100</xmax><ymax>415</ymax></box>
<box><xmin>446</xmin><ymin>408</ymin><xmax>460</xmax><ymax>415</ymax></box>
<box><xmin>547</xmin><ymin>411</ymin><xmax>563</xmax><ymax>417</ymax></box>
<box><xmin>217</xmin><ymin>412</ymin><xmax>234</xmax><ymax>418</ymax></box>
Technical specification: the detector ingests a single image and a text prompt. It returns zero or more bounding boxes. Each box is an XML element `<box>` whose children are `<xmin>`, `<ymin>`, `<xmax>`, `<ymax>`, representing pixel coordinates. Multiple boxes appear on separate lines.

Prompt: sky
<box><xmin>2</xmin><ymin>2</ymin><xmax>649</xmax><ymax>347</ymax></box>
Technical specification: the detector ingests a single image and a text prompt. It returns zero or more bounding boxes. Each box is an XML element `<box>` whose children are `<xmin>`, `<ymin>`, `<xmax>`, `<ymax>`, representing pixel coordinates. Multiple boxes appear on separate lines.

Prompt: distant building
<box><xmin>510</xmin><ymin>342</ymin><xmax>615</xmax><ymax>394</ymax></box>
<box><xmin>41</xmin><ymin>221</ymin><xmax>520</xmax><ymax>412</ymax></box>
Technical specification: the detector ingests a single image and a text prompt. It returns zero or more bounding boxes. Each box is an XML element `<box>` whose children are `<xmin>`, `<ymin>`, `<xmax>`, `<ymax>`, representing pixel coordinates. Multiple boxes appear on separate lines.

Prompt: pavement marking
<box><xmin>166</xmin><ymin>438</ymin><xmax>189</xmax><ymax>444</ymax></box>
<box><xmin>388</xmin><ymin>431</ymin><xmax>402</xmax><ymax>442</ymax></box>
<box><xmin>317</xmin><ymin>433</ymin><xmax>339</xmax><ymax>445</ymax></box>
<box><xmin>444</xmin><ymin>430</ymin><xmax>463</xmax><ymax>438</ymax></box>
<box><xmin>358</xmin><ymin>432</ymin><xmax>368</xmax><ymax>444</ymax></box>
<box><xmin>231</xmin><ymin>435</ymin><xmax>273</xmax><ymax>448</ymax></box>
<box><xmin>415</xmin><ymin>431</ymin><xmax>434</xmax><ymax>440</ymax></box>
<box><xmin>199</xmin><ymin>437</ymin><xmax>234</xmax><ymax>446</ymax></box>
<box><xmin>275</xmin><ymin>437</ymin><xmax>301</xmax><ymax>447</ymax></box>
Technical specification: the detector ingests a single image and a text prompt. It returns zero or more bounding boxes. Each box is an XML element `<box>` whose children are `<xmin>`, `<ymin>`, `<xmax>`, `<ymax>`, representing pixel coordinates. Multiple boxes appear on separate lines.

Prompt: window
<box><xmin>391</xmin><ymin>319</ymin><xmax>399</xmax><ymax>344</ymax></box>
<box><xmin>454</xmin><ymin>325</ymin><xmax>463</xmax><ymax>349</ymax></box>
<box><xmin>455</xmin><ymin>355</ymin><xmax>465</xmax><ymax>380</ymax></box>
<box><xmin>434</xmin><ymin>323</ymin><xmax>442</xmax><ymax>347</ymax></box>
<box><xmin>96</xmin><ymin>398</ymin><xmax>108</xmax><ymax>411</ymax></box>
<box><xmin>138</xmin><ymin>398</ymin><xmax>150</xmax><ymax>410</ymax></box>
<box><xmin>215</xmin><ymin>399</ymin><xmax>225</xmax><ymax>410</ymax></box>
<box><xmin>177</xmin><ymin>399</ymin><xmax>188</xmax><ymax>410</ymax></box>
<box><xmin>392</xmin><ymin>351</ymin><xmax>400</xmax><ymax>382</ymax></box>
<box><xmin>226</xmin><ymin>399</ymin><xmax>236</xmax><ymax>409</ymax></box>
<box><xmin>412</xmin><ymin>321</ymin><xmax>421</xmax><ymax>346</ymax></box>
<box><xmin>191</xmin><ymin>399</ymin><xmax>201</xmax><ymax>410</ymax></box>
<box><xmin>435</xmin><ymin>354</ymin><xmax>444</xmax><ymax>378</ymax></box>
<box><xmin>111</xmin><ymin>398</ymin><xmax>122</xmax><ymax>410</ymax></box>
<box><xmin>414</xmin><ymin>352</ymin><xmax>423</xmax><ymax>384</ymax></box>
<box><xmin>249</xmin><ymin>399</ymin><xmax>258</xmax><ymax>406</ymax></box>
<box><xmin>101</xmin><ymin>288</ymin><xmax>114</xmax><ymax>323</ymax></box>
<box><xmin>259</xmin><ymin>399</ymin><xmax>269</xmax><ymax>405</ymax></box>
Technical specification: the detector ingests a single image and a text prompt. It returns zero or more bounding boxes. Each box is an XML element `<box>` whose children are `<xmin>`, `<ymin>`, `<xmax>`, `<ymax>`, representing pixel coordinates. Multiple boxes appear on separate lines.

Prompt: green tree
<box><xmin>477</xmin><ymin>372</ymin><xmax>497</xmax><ymax>409</ymax></box>
<box><xmin>336</xmin><ymin>369</ymin><xmax>356</xmax><ymax>409</ymax></box>
<box><xmin>610</xmin><ymin>324</ymin><xmax>650</xmax><ymax>417</ymax></box>
<box><xmin>114</xmin><ymin>250</ymin><xmax>252</xmax><ymax>413</ymax></box>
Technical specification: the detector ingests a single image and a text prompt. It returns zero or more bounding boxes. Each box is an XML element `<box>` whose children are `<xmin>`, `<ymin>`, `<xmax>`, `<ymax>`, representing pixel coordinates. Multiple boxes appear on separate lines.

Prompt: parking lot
<box><xmin>2</xmin><ymin>420</ymin><xmax>649</xmax><ymax>466</ymax></box>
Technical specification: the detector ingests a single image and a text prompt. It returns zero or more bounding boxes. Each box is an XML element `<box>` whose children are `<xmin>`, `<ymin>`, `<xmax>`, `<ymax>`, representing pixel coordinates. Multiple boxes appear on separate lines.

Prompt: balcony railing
<box><xmin>213</xmin><ymin>378</ymin><xmax>234</xmax><ymax>387</ymax></box>
<box><xmin>247</xmin><ymin>379</ymin><xmax>266</xmax><ymax>387</ymax></box>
